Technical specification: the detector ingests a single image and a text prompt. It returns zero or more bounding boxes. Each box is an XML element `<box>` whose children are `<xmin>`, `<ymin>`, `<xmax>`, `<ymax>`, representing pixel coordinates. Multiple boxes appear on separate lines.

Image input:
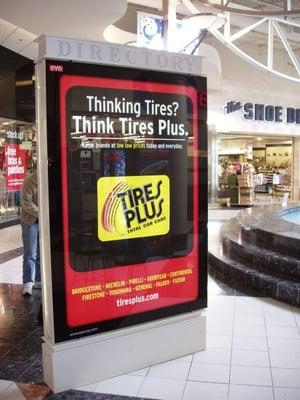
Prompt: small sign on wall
<box><xmin>5</xmin><ymin>129</ymin><xmax>27</xmax><ymax>192</ymax></box>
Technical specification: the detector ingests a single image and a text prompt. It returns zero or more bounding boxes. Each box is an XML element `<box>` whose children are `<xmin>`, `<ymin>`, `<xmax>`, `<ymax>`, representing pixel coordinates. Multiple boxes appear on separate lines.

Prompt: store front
<box><xmin>217</xmin><ymin>134</ymin><xmax>292</xmax><ymax>206</ymax></box>
<box><xmin>208</xmin><ymin>91</ymin><xmax>300</xmax><ymax>205</ymax></box>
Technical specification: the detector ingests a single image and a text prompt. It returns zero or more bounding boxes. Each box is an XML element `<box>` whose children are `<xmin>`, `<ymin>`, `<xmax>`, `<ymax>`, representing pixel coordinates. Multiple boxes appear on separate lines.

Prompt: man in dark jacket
<box><xmin>20</xmin><ymin>170</ymin><xmax>41</xmax><ymax>296</ymax></box>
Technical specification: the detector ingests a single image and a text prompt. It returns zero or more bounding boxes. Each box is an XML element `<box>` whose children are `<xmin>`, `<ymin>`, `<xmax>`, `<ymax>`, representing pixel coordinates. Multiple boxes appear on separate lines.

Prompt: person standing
<box><xmin>21</xmin><ymin>170</ymin><xmax>41</xmax><ymax>296</ymax></box>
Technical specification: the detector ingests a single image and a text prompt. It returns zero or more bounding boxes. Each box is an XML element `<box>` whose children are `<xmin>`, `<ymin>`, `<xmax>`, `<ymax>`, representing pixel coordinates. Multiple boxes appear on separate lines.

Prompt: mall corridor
<box><xmin>0</xmin><ymin>211</ymin><xmax>300</xmax><ymax>400</ymax></box>
<box><xmin>1</xmin><ymin>0</ymin><xmax>300</xmax><ymax>398</ymax></box>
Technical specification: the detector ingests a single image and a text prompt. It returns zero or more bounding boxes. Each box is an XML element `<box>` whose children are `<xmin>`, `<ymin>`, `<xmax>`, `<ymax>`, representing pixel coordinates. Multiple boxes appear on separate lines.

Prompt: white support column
<box><xmin>224</xmin><ymin>11</ymin><xmax>231</xmax><ymax>38</ymax></box>
<box><xmin>273</xmin><ymin>20</ymin><xmax>300</xmax><ymax>75</ymax></box>
<box><xmin>162</xmin><ymin>0</ymin><xmax>178</xmax><ymax>52</ymax></box>
<box><xmin>268</xmin><ymin>19</ymin><xmax>274</xmax><ymax>69</ymax></box>
<box><xmin>35</xmin><ymin>60</ymin><xmax>55</xmax><ymax>344</ymax></box>
<box><xmin>229</xmin><ymin>18</ymin><xmax>268</xmax><ymax>43</ymax></box>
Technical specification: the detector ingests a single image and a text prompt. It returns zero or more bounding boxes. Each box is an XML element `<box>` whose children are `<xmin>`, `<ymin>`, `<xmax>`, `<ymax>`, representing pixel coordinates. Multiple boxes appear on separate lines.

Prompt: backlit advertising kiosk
<box><xmin>36</xmin><ymin>36</ymin><xmax>207</xmax><ymax>392</ymax></box>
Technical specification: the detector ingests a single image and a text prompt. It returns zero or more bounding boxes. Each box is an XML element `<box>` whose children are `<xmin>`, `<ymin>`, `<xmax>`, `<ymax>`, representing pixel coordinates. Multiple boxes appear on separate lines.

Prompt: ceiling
<box><xmin>1</xmin><ymin>0</ymin><xmax>300</xmax><ymax>75</ymax></box>
<box><xmin>1</xmin><ymin>0</ymin><xmax>300</xmax><ymax>57</ymax></box>
<box><xmin>114</xmin><ymin>1</ymin><xmax>300</xmax><ymax>55</ymax></box>
<box><xmin>196</xmin><ymin>0</ymin><xmax>300</xmax><ymax>14</ymax></box>
<box><xmin>0</xmin><ymin>0</ymin><xmax>127</xmax><ymax>59</ymax></box>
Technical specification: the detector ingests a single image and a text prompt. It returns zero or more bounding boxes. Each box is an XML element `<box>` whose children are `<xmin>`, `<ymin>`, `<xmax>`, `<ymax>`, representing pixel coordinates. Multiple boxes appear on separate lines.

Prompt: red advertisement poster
<box><xmin>5</xmin><ymin>143</ymin><xmax>27</xmax><ymax>192</ymax></box>
<box><xmin>46</xmin><ymin>60</ymin><xmax>207</xmax><ymax>342</ymax></box>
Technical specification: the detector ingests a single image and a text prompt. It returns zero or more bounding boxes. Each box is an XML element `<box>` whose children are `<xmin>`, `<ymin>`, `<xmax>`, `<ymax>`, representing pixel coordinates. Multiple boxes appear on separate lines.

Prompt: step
<box><xmin>241</xmin><ymin>226</ymin><xmax>300</xmax><ymax>258</ymax></box>
<box><xmin>208</xmin><ymin>249</ymin><xmax>300</xmax><ymax>307</ymax></box>
<box><xmin>222</xmin><ymin>231</ymin><xmax>300</xmax><ymax>281</ymax></box>
<box><xmin>233</xmin><ymin>203</ymin><xmax>300</xmax><ymax>258</ymax></box>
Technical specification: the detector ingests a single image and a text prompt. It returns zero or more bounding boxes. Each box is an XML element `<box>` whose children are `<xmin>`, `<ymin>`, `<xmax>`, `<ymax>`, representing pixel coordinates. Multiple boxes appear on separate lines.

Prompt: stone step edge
<box><xmin>208</xmin><ymin>250</ymin><xmax>300</xmax><ymax>307</ymax></box>
<box><xmin>222</xmin><ymin>225</ymin><xmax>300</xmax><ymax>265</ymax></box>
<box><xmin>222</xmin><ymin>232</ymin><xmax>300</xmax><ymax>281</ymax></box>
<box><xmin>240</xmin><ymin>225</ymin><xmax>300</xmax><ymax>258</ymax></box>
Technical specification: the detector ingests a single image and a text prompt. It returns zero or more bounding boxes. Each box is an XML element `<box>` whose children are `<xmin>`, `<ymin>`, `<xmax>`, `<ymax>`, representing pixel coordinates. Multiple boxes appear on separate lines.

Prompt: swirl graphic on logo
<box><xmin>101</xmin><ymin>182</ymin><xmax>129</xmax><ymax>234</ymax></box>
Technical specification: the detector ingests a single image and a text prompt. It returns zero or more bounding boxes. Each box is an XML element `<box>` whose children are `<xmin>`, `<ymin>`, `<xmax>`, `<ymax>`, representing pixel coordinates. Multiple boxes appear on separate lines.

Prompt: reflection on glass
<box><xmin>0</xmin><ymin>117</ymin><xmax>36</xmax><ymax>224</ymax></box>
<box><xmin>65</xmin><ymin>87</ymin><xmax>194</xmax><ymax>272</ymax></box>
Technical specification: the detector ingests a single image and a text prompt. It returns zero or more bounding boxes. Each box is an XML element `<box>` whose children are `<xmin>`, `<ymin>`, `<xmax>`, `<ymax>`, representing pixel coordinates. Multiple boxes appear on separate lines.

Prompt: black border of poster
<box><xmin>45</xmin><ymin>59</ymin><xmax>207</xmax><ymax>343</ymax></box>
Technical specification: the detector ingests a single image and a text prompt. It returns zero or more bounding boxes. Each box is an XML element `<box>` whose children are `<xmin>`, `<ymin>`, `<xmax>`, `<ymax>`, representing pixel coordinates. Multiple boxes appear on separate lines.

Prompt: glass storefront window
<box><xmin>216</xmin><ymin>133</ymin><xmax>293</xmax><ymax>205</ymax></box>
<box><xmin>0</xmin><ymin>117</ymin><xmax>36</xmax><ymax>225</ymax></box>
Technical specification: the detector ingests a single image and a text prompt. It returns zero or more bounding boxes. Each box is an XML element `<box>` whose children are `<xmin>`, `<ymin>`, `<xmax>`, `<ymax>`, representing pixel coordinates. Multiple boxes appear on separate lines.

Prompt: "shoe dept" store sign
<box><xmin>224</xmin><ymin>100</ymin><xmax>300</xmax><ymax>124</ymax></box>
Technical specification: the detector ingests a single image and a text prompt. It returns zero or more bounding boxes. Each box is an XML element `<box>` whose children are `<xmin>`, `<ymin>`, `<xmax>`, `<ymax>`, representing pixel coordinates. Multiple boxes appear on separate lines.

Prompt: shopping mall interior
<box><xmin>0</xmin><ymin>1</ymin><xmax>300</xmax><ymax>399</ymax></box>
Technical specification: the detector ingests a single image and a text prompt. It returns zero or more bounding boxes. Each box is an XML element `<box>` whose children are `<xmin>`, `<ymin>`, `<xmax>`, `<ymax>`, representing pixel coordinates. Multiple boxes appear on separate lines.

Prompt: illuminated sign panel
<box><xmin>46</xmin><ymin>60</ymin><xmax>207</xmax><ymax>342</ymax></box>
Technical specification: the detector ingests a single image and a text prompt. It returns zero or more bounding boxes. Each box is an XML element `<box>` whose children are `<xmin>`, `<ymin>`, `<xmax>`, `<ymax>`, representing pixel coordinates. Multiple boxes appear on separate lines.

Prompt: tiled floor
<box><xmin>0</xmin><ymin>225</ymin><xmax>22</xmax><ymax>253</ymax></box>
<box><xmin>0</xmin><ymin>209</ymin><xmax>300</xmax><ymax>400</ymax></box>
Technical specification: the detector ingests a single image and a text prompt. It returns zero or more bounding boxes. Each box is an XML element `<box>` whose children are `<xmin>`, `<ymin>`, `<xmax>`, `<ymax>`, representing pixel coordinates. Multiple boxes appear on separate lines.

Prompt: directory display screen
<box><xmin>46</xmin><ymin>59</ymin><xmax>207</xmax><ymax>342</ymax></box>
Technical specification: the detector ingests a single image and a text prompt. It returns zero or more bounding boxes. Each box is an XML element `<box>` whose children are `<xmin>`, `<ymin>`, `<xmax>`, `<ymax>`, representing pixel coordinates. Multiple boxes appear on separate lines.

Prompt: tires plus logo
<box><xmin>98</xmin><ymin>175</ymin><xmax>170</xmax><ymax>241</ymax></box>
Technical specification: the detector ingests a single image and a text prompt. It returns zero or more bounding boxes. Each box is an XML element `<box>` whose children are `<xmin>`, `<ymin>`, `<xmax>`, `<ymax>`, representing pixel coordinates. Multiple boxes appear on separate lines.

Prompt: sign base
<box><xmin>43</xmin><ymin>311</ymin><xmax>205</xmax><ymax>393</ymax></box>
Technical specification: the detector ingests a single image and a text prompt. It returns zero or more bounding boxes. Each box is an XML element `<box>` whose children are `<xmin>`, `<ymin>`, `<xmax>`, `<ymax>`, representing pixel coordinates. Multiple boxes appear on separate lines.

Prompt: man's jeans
<box><xmin>22</xmin><ymin>221</ymin><xmax>41</xmax><ymax>284</ymax></box>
